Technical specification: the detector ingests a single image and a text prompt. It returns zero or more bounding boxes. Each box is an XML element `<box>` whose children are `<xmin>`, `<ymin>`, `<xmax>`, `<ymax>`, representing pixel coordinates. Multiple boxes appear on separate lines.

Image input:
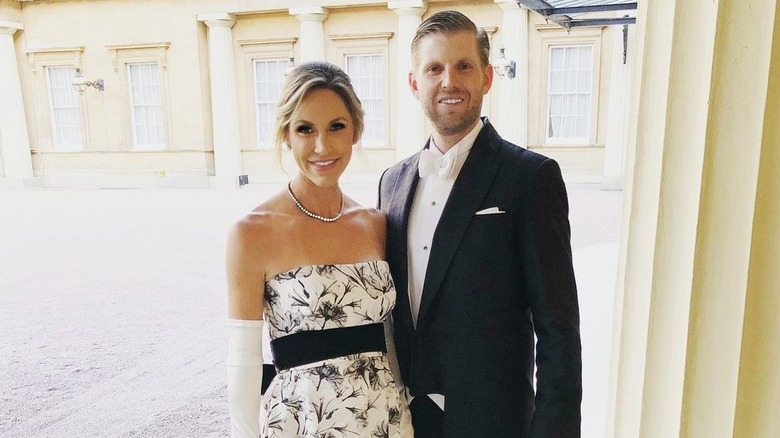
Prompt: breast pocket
<box><xmin>462</xmin><ymin>212</ymin><xmax>514</xmax><ymax>256</ymax></box>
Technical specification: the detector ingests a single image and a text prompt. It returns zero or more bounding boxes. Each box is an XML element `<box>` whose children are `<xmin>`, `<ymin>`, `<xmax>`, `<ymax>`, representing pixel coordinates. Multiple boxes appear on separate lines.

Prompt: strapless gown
<box><xmin>261</xmin><ymin>261</ymin><xmax>413</xmax><ymax>438</ymax></box>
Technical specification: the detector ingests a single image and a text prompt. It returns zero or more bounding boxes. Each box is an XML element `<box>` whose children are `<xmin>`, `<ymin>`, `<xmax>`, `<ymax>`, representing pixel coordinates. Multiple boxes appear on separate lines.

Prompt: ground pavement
<box><xmin>0</xmin><ymin>182</ymin><xmax>622</xmax><ymax>437</ymax></box>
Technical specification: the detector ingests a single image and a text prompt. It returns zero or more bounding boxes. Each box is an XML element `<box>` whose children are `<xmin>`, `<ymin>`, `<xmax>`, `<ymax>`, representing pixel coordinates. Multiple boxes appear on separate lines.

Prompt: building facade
<box><xmin>0</xmin><ymin>0</ymin><xmax>627</xmax><ymax>188</ymax></box>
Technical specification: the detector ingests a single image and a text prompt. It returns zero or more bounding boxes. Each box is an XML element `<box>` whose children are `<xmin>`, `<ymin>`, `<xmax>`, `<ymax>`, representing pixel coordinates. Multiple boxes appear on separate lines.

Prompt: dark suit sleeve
<box><xmin>519</xmin><ymin>159</ymin><xmax>582</xmax><ymax>437</ymax></box>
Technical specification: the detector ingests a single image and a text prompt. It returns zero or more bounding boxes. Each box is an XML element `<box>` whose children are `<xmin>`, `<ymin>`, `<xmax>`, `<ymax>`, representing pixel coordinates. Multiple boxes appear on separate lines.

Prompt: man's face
<box><xmin>409</xmin><ymin>31</ymin><xmax>494</xmax><ymax>141</ymax></box>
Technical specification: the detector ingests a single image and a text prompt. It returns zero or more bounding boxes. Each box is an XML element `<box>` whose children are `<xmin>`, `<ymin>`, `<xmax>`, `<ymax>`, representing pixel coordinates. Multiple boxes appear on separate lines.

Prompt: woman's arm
<box><xmin>225</xmin><ymin>220</ymin><xmax>266</xmax><ymax>438</ymax></box>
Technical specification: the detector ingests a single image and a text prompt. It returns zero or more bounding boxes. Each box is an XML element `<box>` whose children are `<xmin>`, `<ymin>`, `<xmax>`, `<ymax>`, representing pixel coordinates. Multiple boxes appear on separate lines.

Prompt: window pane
<box><xmin>576</xmin><ymin>116</ymin><xmax>588</xmax><ymax>138</ymax></box>
<box><xmin>346</xmin><ymin>53</ymin><xmax>384</xmax><ymax>146</ymax></box>
<box><xmin>547</xmin><ymin>45</ymin><xmax>593</xmax><ymax>142</ymax></box>
<box><xmin>578</xmin><ymin>70</ymin><xmax>591</xmax><ymax>93</ymax></box>
<box><xmin>565</xmin><ymin>47</ymin><xmax>578</xmax><ymax>70</ymax></box>
<box><xmin>550</xmin><ymin>71</ymin><xmax>564</xmax><ymax>93</ymax></box>
<box><xmin>550</xmin><ymin>47</ymin><xmax>565</xmax><ymax>70</ymax></box>
<box><xmin>47</xmin><ymin>66</ymin><xmax>84</xmax><ymax>151</ymax></box>
<box><xmin>128</xmin><ymin>62</ymin><xmax>165</xmax><ymax>149</ymax></box>
<box><xmin>254</xmin><ymin>59</ymin><xmax>287</xmax><ymax>148</ymax></box>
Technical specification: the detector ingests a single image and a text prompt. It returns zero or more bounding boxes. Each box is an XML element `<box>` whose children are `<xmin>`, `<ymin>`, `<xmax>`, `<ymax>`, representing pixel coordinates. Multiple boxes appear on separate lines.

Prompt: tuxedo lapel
<box><xmin>387</xmin><ymin>154</ymin><xmax>421</xmax><ymax>333</ymax></box>
<box><xmin>416</xmin><ymin>124</ymin><xmax>503</xmax><ymax>327</ymax></box>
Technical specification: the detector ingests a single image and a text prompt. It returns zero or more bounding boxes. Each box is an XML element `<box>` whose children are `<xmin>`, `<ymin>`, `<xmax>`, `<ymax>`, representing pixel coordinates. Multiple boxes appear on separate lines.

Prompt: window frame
<box><xmin>45</xmin><ymin>65</ymin><xmax>86</xmax><ymax>151</ymax></box>
<box><xmin>252</xmin><ymin>58</ymin><xmax>290</xmax><ymax>149</ymax></box>
<box><xmin>25</xmin><ymin>47</ymin><xmax>90</xmax><ymax>152</ymax></box>
<box><xmin>538</xmin><ymin>26</ymin><xmax>603</xmax><ymax>147</ymax></box>
<box><xmin>330</xmin><ymin>32</ymin><xmax>393</xmax><ymax>149</ymax></box>
<box><xmin>106</xmin><ymin>42</ymin><xmax>171</xmax><ymax>150</ymax></box>
<box><xmin>344</xmin><ymin>52</ymin><xmax>386</xmax><ymax>148</ymax></box>
<box><xmin>126</xmin><ymin>62</ymin><xmax>166</xmax><ymax>150</ymax></box>
<box><xmin>546</xmin><ymin>44</ymin><xmax>594</xmax><ymax>145</ymax></box>
<box><xmin>238</xmin><ymin>37</ymin><xmax>297</xmax><ymax>150</ymax></box>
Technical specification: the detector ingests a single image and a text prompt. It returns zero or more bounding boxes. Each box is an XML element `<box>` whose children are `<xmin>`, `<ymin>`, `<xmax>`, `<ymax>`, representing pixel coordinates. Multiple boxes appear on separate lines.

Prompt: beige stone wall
<box><xmin>6</xmin><ymin>0</ymin><xmax>622</xmax><ymax>187</ymax></box>
<box><xmin>525</xmin><ymin>15</ymin><xmax>615</xmax><ymax>180</ymax></box>
<box><xmin>0</xmin><ymin>0</ymin><xmax>21</xmax><ymax>21</ymax></box>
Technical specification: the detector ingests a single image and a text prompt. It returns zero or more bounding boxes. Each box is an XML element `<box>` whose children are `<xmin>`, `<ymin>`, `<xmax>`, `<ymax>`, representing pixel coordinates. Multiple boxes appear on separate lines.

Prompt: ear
<box><xmin>408</xmin><ymin>71</ymin><xmax>420</xmax><ymax>100</ymax></box>
<box><xmin>482</xmin><ymin>64</ymin><xmax>494</xmax><ymax>95</ymax></box>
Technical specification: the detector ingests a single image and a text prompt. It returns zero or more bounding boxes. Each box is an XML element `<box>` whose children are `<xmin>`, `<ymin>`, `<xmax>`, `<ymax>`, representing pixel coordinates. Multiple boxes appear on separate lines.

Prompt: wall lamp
<box><xmin>71</xmin><ymin>68</ymin><xmax>104</xmax><ymax>93</ymax></box>
<box><xmin>284</xmin><ymin>56</ymin><xmax>295</xmax><ymax>77</ymax></box>
<box><xmin>493</xmin><ymin>48</ymin><xmax>516</xmax><ymax>79</ymax></box>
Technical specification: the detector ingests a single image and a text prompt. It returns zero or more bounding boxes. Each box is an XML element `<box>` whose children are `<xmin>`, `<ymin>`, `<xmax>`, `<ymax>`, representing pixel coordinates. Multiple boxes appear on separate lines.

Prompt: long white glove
<box><xmin>227</xmin><ymin>318</ymin><xmax>264</xmax><ymax>438</ymax></box>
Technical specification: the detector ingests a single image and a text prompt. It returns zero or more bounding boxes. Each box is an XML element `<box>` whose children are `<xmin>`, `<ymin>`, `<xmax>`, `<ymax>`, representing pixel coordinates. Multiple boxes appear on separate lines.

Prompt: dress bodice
<box><xmin>263</xmin><ymin>260</ymin><xmax>396</xmax><ymax>341</ymax></box>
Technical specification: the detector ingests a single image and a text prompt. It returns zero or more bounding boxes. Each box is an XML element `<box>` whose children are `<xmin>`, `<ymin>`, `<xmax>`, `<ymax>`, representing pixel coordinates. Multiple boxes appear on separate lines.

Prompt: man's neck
<box><xmin>431</xmin><ymin>119</ymin><xmax>481</xmax><ymax>153</ymax></box>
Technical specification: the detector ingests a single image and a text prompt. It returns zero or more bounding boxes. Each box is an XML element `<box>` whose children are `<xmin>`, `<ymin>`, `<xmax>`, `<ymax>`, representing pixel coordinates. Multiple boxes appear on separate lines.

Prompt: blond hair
<box><xmin>411</xmin><ymin>10</ymin><xmax>490</xmax><ymax>69</ymax></box>
<box><xmin>274</xmin><ymin>61</ymin><xmax>365</xmax><ymax>155</ymax></box>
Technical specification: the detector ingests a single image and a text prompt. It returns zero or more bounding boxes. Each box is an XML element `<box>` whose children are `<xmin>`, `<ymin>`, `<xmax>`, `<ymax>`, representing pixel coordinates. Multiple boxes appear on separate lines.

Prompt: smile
<box><xmin>310</xmin><ymin>159</ymin><xmax>338</xmax><ymax>169</ymax></box>
<box><xmin>439</xmin><ymin>98</ymin><xmax>464</xmax><ymax>104</ymax></box>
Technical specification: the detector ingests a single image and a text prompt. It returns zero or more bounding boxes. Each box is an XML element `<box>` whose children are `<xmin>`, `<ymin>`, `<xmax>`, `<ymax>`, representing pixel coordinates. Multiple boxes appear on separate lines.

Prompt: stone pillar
<box><xmin>197</xmin><ymin>13</ymin><xmax>243</xmax><ymax>188</ymax></box>
<box><xmin>289</xmin><ymin>7</ymin><xmax>328</xmax><ymax>62</ymax></box>
<box><xmin>601</xmin><ymin>13</ymin><xmax>636</xmax><ymax>191</ymax></box>
<box><xmin>0</xmin><ymin>20</ymin><xmax>33</xmax><ymax>180</ymax></box>
<box><xmin>494</xmin><ymin>0</ymin><xmax>528</xmax><ymax>147</ymax></box>
<box><xmin>389</xmin><ymin>1</ymin><xmax>427</xmax><ymax>160</ymax></box>
<box><xmin>608</xmin><ymin>0</ymin><xmax>780</xmax><ymax>437</ymax></box>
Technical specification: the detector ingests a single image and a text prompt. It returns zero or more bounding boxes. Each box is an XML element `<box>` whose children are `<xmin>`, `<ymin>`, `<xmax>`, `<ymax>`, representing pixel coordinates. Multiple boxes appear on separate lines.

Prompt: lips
<box><xmin>309</xmin><ymin>158</ymin><xmax>338</xmax><ymax>169</ymax></box>
<box><xmin>438</xmin><ymin>97</ymin><xmax>464</xmax><ymax>104</ymax></box>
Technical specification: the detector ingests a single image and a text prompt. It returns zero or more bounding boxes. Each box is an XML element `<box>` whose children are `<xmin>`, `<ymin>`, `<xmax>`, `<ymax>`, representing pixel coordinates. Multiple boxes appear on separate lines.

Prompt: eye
<box><xmin>426</xmin><ymin>64</ymin><xmax>442</xmax><ymax>74</ymax></box>
<box><xmin>295</xmin><ymin>124</ymin><xmax>313</xmax><ymax>134</ymax></box>
<box><xmin>330</xmin><ymin>122</ymin><xmax>347</xmax><ymax>131</ymax></box>
<box><xmin>459</xmin><ymin>62</ymin><xmax>474</xmax><ymax>72</ymax></box>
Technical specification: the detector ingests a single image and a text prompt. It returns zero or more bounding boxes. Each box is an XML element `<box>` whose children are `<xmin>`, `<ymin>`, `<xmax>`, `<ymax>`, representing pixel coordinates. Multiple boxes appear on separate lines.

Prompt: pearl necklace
<box><xmin>287</xmin><ymin>182</ymin><xmax>344</xmax><ymax>223</ymax></box>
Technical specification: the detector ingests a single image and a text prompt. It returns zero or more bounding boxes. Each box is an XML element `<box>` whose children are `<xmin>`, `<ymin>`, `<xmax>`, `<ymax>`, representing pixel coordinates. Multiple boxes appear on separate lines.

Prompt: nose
<box><xmin>441</xmin><ymin>66</ymin><xmax>455</xmax><ymax>89</ymax></box>
<box><xmin>314</xmin><ymin>134</ymin><xmax>330</xmax><ymax>154</ymax></box>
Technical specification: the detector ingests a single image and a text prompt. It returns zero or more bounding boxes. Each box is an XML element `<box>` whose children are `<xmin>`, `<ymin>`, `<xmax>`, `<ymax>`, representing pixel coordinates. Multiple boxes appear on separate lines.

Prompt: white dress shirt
<box><xmin>406</xmin><ymin>120</ymin><xmax>484</xmax><ymax>410</ymax></box>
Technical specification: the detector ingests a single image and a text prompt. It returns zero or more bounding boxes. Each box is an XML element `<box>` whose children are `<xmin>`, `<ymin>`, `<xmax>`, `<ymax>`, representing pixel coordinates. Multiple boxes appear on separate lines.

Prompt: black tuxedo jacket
<box><xmin>378</xmin><ymin>119</ymin><xmax>582</xmax><ymax>437</ymax></box>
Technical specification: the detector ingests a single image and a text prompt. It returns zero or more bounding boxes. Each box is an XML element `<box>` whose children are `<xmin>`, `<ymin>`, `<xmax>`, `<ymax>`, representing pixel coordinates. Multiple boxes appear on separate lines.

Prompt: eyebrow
<box><xmin>423</xmin><ymin>57</ymin><xmax>476</xmax><ymax>67</ymax></box>
<box><xmin>292</xmin><ymin>117</ymin><xmax>348</xmax><ymax>125</ymax></box>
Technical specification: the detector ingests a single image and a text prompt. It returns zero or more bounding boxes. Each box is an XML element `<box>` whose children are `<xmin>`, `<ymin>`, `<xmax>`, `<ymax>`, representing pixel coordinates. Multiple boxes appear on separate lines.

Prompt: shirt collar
<box><xmin>428</xmin><ymin>119</ymin><xmax>485</xmax><ymax>160</ymax></box>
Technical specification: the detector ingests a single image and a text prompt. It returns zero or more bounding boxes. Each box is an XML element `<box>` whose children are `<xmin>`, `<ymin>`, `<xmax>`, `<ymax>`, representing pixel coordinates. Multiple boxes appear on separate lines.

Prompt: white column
<box><xmin>494</xmin><ymin>0</ymin><xmax>528</xmax><ymax>147</ymax></box>
<box><xmin>601</xmin><ymin>14</ymin><xmax>636</xmax><ymax>191</ymax></box>
<box><xmin>289</xmin><ymin>7</ymin><xmax>328</xmax><ymax>62</ymax></box>
<box><xmin>198</xmin><ymin>13</ymin><xmax>243</xmax><ymax>188</ymax></box>
<box><xmin>0</xmin><ymin>20</ymin><xmax>33</xmax><ymax>180</ymax></box>
<box><xmin>609</xmin><ymin>0</ymin><xmax>780</xmax><ymax>436</ymax></box>
<box><xmin>389</xmin><ymin>1</ymin><xmax>427</xmax><ymax>160</ymax></box>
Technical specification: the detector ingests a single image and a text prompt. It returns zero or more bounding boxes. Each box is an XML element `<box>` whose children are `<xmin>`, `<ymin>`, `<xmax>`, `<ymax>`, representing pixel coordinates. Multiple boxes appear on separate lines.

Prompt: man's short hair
<box><xmin>411</xmin><ymin>10</ymin><xmax>490</xmax><ymax>68</ymax></box>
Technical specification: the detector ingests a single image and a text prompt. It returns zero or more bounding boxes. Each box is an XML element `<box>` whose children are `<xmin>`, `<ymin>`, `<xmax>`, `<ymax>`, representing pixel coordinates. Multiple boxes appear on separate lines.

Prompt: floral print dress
<box><xmin>261</xmin><ymin>261</ymin><xmax>413</xmax><ymax>438</ymax></box>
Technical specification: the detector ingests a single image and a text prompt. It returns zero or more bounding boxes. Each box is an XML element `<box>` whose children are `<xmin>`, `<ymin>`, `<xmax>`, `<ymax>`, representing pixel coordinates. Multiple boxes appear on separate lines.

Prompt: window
<box><xmin>345</xmin><ymin>53</ymin><xmax>384</xmax><ymax>146</ymax></box>
<box><xmin>547</xmin><ymin>45</ymin><xmax>593</xmax><ymax>143</ymax></box>
<box><xmin>26</xmin><ymin>47</ymin><xmax>87</xmax><ymax>151</ymax></box>
<box><xmin>107</xmin><ymin>42</ymin><xmax>170</xmax><ymax>150</ymax></box>
<box><xmin>253</xmin><ymin>59</ymin><xmax>287</xmax><ymax>148</ymax></box>
<box><xmin>128</xmin><ymin>62</ymin><xmax>165</xmax><ymax>149</ymax></box>
<box><xmin>330</xmin><ymin>32</ymin><xmax>392</xmax><ymax>148</ymax></box>
<box><xmin>46</xmin><ymin>66</ymin><xmax>84</xmax><ymax>151</ymax></box>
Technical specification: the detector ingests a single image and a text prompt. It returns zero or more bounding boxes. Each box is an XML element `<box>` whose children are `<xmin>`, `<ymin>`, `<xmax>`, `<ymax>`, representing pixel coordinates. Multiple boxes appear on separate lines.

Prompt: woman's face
<box><xmin>286</xmin><ymin>88</ymin><xmax>355</xmax><ymax>188</ymax></box>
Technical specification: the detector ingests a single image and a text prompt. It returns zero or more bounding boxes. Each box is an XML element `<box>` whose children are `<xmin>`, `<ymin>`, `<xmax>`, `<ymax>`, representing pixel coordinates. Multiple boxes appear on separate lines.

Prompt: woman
<box><xmin>225</xmin><ymin>61</ymin><xmax>413</xmax><ymax>438</ymax></box>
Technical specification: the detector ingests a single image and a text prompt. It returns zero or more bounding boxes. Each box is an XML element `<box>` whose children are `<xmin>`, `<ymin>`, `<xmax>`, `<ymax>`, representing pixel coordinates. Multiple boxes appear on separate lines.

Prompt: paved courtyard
<box><xmin>0</xmin><ymin>182</ymin><xmax>623</xmax><ymax>437</ymax></box>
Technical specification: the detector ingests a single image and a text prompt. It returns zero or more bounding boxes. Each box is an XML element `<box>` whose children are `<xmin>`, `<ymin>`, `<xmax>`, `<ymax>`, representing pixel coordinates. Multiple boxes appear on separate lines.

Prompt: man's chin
<box><xmin>434</xmin><ymin>119</ymin><xmax>477</xmax><ymax>137</ymax></box>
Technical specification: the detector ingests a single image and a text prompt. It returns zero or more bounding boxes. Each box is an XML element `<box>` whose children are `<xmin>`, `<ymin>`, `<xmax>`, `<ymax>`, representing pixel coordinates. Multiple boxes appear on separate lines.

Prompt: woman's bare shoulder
<box><xmin>227</xmin><ymin>192</ymin><xmax>290</xmax><ymax>255</ymax></box>
<box><xmin>341</xmin><ymin>198</ymin><xmax>387</xmax><ymax>250</ymax></box>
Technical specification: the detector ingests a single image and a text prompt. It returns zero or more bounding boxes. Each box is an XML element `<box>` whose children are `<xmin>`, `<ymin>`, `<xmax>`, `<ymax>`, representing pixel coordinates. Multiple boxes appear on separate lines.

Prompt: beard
<box><xmin>423</xmin><ymin>95</ymin><xmax>484</xmax><ymax>137</ymax></box>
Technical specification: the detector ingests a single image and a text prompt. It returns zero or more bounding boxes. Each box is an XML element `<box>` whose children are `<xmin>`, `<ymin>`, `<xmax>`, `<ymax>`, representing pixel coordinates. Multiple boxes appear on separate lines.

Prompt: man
<box><xmin>378</xmin><ymin>10</ymin><xmax>582</xmax><ymax>438</ymax></box>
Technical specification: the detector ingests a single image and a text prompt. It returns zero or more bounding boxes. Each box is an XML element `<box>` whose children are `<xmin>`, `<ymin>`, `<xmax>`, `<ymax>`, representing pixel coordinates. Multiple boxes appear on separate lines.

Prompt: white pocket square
<box><xmin>475</xmin><ymin>207</ymin><xmax>506</xmax><ymax>215</ymax></box>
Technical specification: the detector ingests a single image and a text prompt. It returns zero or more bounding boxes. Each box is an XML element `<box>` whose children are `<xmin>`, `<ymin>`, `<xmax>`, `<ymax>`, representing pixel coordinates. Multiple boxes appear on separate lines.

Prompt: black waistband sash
<box><xmin>271</xmin><ymin>322</ymin><xmax>386</xmax><ymax>371</ymax></box>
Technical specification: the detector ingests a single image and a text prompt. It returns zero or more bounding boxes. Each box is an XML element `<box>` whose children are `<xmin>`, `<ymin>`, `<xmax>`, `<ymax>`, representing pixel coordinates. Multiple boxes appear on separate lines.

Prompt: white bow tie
<box><xmin>418</xmin><ymin>148</ymin><xmax>456</xmax><ymax>179</ymax></box>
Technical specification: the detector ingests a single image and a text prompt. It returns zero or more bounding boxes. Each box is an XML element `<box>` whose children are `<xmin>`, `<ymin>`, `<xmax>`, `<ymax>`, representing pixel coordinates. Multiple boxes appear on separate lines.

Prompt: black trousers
<box><xmin>409</xmin><ymin>395</ymin><xmax>444</xmax><ymax>438</ymax></box>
